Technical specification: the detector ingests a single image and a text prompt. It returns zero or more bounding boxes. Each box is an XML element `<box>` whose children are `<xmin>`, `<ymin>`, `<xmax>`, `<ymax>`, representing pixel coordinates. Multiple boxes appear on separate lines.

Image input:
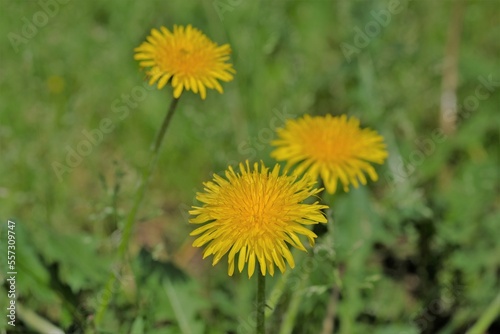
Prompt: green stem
<box><xmin>152</xmin><ymin>97</ymin><xmax>180</xmax><ymax>154</ymax></box>
<box><xmin>94</xmin><ymin>97</ymin><xmax>180</xmax><ymax>327</ymax></box>
<box><xmin>257</xmin><ymin>273</ymin><xmax>266</xmax><ymax>334</ymax></box>
<box><xmin>118</xmin><ymin>96</ymin><xmax>179</xmax><ymax>258</ymax></box>
<box><xmin>466</xmin><ymin>291</ymin><xmax>500</xmax><ymax>334</ymax></box>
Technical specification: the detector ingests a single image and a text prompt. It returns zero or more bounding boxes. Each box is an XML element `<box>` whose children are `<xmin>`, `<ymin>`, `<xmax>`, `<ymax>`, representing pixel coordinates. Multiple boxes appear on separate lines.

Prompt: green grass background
<box><xmin>0</xmin><ymin>0</ymin><xmax>499</xmax><ymax>333</ymax></box>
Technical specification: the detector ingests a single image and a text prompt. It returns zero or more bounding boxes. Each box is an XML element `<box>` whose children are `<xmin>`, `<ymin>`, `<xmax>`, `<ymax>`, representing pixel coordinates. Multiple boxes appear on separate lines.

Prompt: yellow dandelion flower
<box><xmin>134</xmin><ymin>25</ymin><xmax>235</xmax><ymax>99</ymax></box>
<box><xmin>189</xmin><ymin>161</ymin><xmax>328</xmax><ymax>278</ymax></box>
<box><xmin>271</xmin><ymin>114</ymin><xmax>388</xmax><ymax>194</ymax></box>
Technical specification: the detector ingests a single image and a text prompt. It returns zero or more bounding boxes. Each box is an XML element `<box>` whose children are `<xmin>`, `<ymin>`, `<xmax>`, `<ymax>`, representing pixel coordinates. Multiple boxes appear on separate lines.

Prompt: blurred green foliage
<box><xmin>0</xmin><ymin>0</ymin><xmax>499</xmax><ymax>333</ymax></box>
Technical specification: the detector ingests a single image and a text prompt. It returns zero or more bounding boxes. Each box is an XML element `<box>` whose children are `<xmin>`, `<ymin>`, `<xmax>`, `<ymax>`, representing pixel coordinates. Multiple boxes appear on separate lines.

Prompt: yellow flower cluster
<box><xmin>134</xmin><ymin>25</ymin><xmax>388</xmax><ymax>277</ymax></box>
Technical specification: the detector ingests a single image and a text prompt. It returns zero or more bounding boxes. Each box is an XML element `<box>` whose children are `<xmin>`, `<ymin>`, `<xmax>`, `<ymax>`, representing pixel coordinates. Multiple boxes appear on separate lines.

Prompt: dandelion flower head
<box><xmin>134</xmin><ymin>25</ymin><xmax>235</xmax><ymax>99</ymax></box>
<box><xmin>190</xmin><ymin>161</ymin><xmax>328</xmax><ymax>278</ymax></box>
<box><xmin>271</xmin><ymin>114</ymin><xmax>388</xmax><ymax>194</ymax></box>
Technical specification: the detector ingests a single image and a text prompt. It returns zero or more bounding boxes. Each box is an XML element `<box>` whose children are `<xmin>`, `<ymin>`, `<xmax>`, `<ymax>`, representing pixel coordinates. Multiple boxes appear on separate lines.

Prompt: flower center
<box><xmin>235</xmin><ymin>179</ymin><xmax>287</xmax><ymax>238</ymax></box>
<box><xmin>303</xmin><ymin>130</ymin><xmax>356</xmax><ymax>163</ymax></box>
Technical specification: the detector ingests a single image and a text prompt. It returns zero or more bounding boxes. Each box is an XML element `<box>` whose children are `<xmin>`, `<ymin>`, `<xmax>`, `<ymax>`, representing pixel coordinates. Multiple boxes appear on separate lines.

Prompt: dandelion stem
<box><xmin>94</xmin><ymin>97</ymin><xmax>180</xmax><ymax>328</ymax></box>
<box><xmin>117</xmin><ymin>96</ymin><xmax>180</xmax><ymax>259</ymax></box>
<box><xmin>152</xmin><ymin>97</ymin><xmax>180</xmax><ymax>154</ymax></box>
<box><xmin>257</xmin><ymin>273</ymin><xmax>266</xmax><ymax>334</ymax></box>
